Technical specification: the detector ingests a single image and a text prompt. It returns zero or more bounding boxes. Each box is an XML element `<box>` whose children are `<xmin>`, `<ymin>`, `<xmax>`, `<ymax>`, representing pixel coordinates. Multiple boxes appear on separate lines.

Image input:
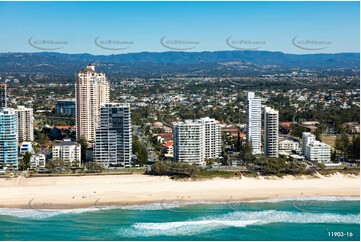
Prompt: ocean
<box><xmin>0</xmin><ymin>197</ymin><xmax>359</xmax><ymax>241</ymax></box>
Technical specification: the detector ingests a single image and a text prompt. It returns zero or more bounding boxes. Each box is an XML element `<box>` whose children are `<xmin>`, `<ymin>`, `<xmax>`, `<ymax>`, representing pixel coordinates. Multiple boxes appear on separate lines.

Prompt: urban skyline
<box><xmin>0</xmin><ymin>1</ymin><xmax>359</xmax><ymax>240</ymax></box>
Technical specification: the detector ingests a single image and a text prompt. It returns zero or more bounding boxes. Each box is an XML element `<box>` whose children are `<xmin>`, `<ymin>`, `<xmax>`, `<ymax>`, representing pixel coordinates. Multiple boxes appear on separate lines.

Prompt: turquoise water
<box><xmin>0</xmin><ymin>197</ymin><xmax>359</xmax><ymax>241</ymax></box>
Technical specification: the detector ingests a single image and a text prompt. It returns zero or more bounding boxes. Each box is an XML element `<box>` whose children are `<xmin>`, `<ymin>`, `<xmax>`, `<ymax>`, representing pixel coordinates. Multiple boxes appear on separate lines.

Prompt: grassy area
<box><xmin>321</xmin><ymin>135</ymin><xmax>336</xmax><ymax>148</ymax></box>
<box><xmin>321</xmin><ymin>135</ymin><xmax>353</xmax><ymax>149</ymax></box>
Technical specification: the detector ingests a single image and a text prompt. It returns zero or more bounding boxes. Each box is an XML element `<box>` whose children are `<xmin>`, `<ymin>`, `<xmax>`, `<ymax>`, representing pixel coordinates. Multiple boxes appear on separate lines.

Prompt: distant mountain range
<box><xmin>0</xmin><ymin>51</ymin><xmax>359</xmax><ymax>77</ymax></box>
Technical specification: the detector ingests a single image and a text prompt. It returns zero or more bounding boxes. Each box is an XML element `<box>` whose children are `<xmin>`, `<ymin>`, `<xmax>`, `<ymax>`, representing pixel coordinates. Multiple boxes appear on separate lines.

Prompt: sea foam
<box><xmin>0</xmin><ymin>196</ymin><xmax>359</xmax><ymax>219</ymax></box>
<box><xmin>119</xmin><ymin>210</ymin><xmax>360</xmax><ymax>237</ymax></box>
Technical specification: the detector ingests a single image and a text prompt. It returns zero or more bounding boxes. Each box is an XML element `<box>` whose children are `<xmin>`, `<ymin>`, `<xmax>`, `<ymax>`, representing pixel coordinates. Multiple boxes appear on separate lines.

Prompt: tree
<box><xmin>335</xmin><ymin>132</ymin><xmax>351</xmax><ymax>158</ymax></box>
<box><xmin>240</xmin><ymin>143</ymin><xmax>254</xmax><ymax>163</ymax></box>
<box><xmin>205</xmin><ymin>158</ymin><xmax>217</xmax><ymax>166</ymax></box>
<box><xmin>46</xmin><ymin>158</ymin><xmax>65</xmax><ymax>173</ymax></box>
<box><xmin>314</xmin><ymin>128</ymin><xmax>322</xmax><ymax>141</ymax></box>
<box><xmin>348</xmin><ymin>135</ymin><xmax>360</xmax><ymax>160</ymax></box>
<box><xmin>150</xmin><ymin>161</ymin><xmax>199</xmax><ymax>178</ymax></box>
<box><xmin>77</xmin><ymin>136</ymin><xmax>88</xmax><ymax>162</ymax></box>
<box><xmin>132</xmin><ymin>136</ymin><xmax>148</xmax><ymax>166</ymax></box>
<box><xmin>250</xmin><ymin>156</ymin><xmax>308</xmax><ymax>177</ymax></box>
<box><xmin>331</xmin><ymin>150</ymin><xmax>337</xmax><ymax>162</ymax></box>
<box><xmin>34</xmin><ymin>130</ymin><xmax>49</xmax><ymax>145</ymax></box>
<box><xmin>291</xmin><ymin>124</ymin><xmax>309</xmax><ymax>138</ymax></box>
<box><xmin>137</xmin><ymin>144</ymin><xmax>148</xmax><ymax>166</ymax></box>
<box><xmin>340</xmin><ymin>132</ymin><xmax>350</xmax><ymax>157</ymax></box>
<box><xmin>19</xmin><ymin>152</ymin><xmax>31</xmax><ymax>170</ymax></box>
<box><xmin>54</xmin><ymin>121</ymin><xmax>67</xmax><ymax>126</ymax></box>
<box><xmin>85</xmin><ymin>162</ymin><xmax>103</xmax><ymax>173</ymax></box>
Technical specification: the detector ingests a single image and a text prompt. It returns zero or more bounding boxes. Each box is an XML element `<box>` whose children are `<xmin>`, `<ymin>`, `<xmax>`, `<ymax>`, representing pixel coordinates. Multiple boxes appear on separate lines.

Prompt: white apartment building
<box><xmin>94</xmin><ymin>103</ymin><xmax>132</xmax><ymax>167</ymax></box>
<box><xmin>279</xmin><ymin>139</ymin><xmax>300</xmax><ymax>151</ymax></box>
<box><xmin>173</xmin><ymin>117</ymin><xmax>222</xmax><ymax>165</ymax></box>
<box><xmin>173</xmin><ymin>120</ymin><xmax>205</xmax><ymax>165</ymax></box>
<box><xmin>15</xmin><ymin>105</ymin><xmax>34</xmax><ymax>142</ymax></box>
<box><xmin>52</xmin><ymin>139</ymin><xmax>81</xmax><ymax>165</ymax></box>
<box><xmin>302</xmin><ymin>132</ymin><xmax>316</xmax><ymax>155</ymax></box>
<box><xmin>19</xmin><ymin>142</ymin><xmax>33</xmax><ymax>155</ymax></box>
<box><xmin>305</xmin><ymin>140</ymin><xmax>331</xmax><ymax>162</ymax></box>
<box><xmin>196</xmin><ymin>117</ymin><xmax>222</xmax><ymax>160</ymax></box>
<box><xmin>246</xmin><ymin>92</ymin><xmax>262</xmax><ymax>154</ymax></box>
<box><xmin>30</xmin><ymin>153</ymin><xmax>46</xmax><ymax>169</ymax></box>
<box><xmin>75</xmin><ymin>64</ymin><xmax>109</xmax><ymax>141</ymax></box>
<box><xmin>264</xmin><ymin>107</ymin><xmax>279</xmax><ymax>157</ymax></box>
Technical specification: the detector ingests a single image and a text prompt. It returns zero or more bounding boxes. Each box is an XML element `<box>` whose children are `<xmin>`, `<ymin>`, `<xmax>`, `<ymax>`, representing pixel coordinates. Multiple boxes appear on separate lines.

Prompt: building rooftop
<box><xmin>54</xmin><ymin>139</ymin><xmax>79</xmax><ymax>146</ymax></box>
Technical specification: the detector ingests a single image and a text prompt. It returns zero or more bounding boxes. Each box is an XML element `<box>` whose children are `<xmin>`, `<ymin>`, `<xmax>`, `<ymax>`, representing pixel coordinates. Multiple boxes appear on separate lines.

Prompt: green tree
<box><xmin>77</xmin><ymin>136</ymin><xmax>88</xmax><ymax>162</ymax></box>
<box><xmin>46</xmin><ymin>158</ymin><xmax>65</xmax><ymax>173</ymax></box>
<box><xmin>150</xmin><ymin>161</ymin><xmax>199</xmax><ymax>178</ymax></box>
<box><xmin>34</xmin><ymin>130</ymin><xmax>49</xmax><ymax>145</ymax></box>
<box><xmin>85</xmin><ymin>162</ymin><xmax>104</xmax><ymax>173</ymax></box>
<box><xmin>314</xmin><ymin>128</ymin><xmax>322</xmax><ymax>141</ymax></box>
<box><xmin>335</xmin><ymin>132</ymin><xmax>351</xmax><ymax>158</ymax></box>
<box><xmin>291</xmin><ymin>124</ymin><xmax>309</xmax><ymax>138</ymax></box>
<box><xmin>54</xmin><ymin>121</ymin><xmax>67</xmax><ymax>126</ymax></box>
<box><xmin>331</xmin><ymin>150</ymin><xmax>337</xmax><ymax>162</ymax></box>
<box><xmin>132</xmin><ymin>135</ymin><xmax>148</xmax><ymax>166</ymax></box>
<box><xmin>348</xmin><ymin>135</ymin><xmax>360</xmax><ymax>160</ymax></box>
<box><xmin>137</xmin><ymin>144</ymin><xmax>148</xmax><ymax>166</ymax></box>
<box><xmin>19</xmin><ymin>152</ymin><xmax>31</xmax><ymax>170</ymax></box>
<box><xmin>240</xmin><ymin>143</ymin><xmax>254</xmax><ymax>163</ymax></box>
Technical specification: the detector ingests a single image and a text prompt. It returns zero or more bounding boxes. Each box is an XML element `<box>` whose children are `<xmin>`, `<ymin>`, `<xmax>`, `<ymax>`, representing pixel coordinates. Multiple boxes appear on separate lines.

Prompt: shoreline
<box><xmin>2</xmin><ymin>196</ymin><xmax>360</xmax><ymax>211</ymax></box>
<box><xmin>0</xmin><ymin>173</ymin><xmax>359</xmax><ymax>210</ymax></box>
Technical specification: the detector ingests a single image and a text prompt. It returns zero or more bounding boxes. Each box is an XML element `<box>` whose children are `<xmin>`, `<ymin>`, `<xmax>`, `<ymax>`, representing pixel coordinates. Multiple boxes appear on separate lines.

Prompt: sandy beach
<box><xmin>0</xmin><ymin>174</ymin><xmax>359</xmax><ymax>209</ymax></box>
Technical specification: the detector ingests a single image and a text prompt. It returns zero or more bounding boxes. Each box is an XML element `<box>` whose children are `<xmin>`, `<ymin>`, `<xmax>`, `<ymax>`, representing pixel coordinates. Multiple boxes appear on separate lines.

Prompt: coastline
<box><xmin>0</xmin><ymin>173</ymin><xmax>359</xmax><ymax>209</ymax></box>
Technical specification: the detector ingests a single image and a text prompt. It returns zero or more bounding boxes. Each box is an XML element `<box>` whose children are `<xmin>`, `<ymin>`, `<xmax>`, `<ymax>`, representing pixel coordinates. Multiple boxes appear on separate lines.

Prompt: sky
<box><xmin>0</xmin><ymin>1</ymin><xmax>359</xmax><ymax>55</ymax></box>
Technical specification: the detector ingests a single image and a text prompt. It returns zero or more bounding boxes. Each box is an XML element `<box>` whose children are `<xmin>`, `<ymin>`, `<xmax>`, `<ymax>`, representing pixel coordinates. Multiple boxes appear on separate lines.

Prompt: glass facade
<box><xmin>55</xmin><ymin>99</ymin><xmax>75</xmax><ymax>115</ymax></box>
<box><xmin>0</xmin><ymin>108</ymin><xmax>18</xmax><ymax>168</ymax></box>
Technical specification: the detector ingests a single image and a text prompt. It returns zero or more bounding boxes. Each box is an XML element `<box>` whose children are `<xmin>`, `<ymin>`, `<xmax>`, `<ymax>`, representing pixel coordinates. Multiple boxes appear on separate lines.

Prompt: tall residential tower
<box><xmin>173</xmin><ymin>117</ymin><xmax>221</xmax><ymax>165</ymax></box>
<box><xmin>197</xmin><ymin>117</ymin><xmax>222</xmax><ymax>160</ymax></box>
<box><xmin>264</xmin><ymin>107</ymin><xmax>279</xmax><ymax>157</ymax></box>
<box><xmin>173</xmin><ymin>120</ymin><xmax>205</xmax><ymax>165</ymax></box>
<box><xmin>0</xmin><ymin>108</ymin><xmax>18</xmax><ymax>168</ymax></box>
<box><xmin>0</xmin><ymin>83</ymin><xmax>6</xmax><ymax>108</ymax></box>
<box><xmin>15</xmin><ymin>106</ymin><xmax>34</xmax><ymax>142</ymax></box>
<box><xmin>246</xmin><ymin>92</ymin><xmax>262</xmax><ymax>154</ymax></box>
<box><xmin>94</xmin><ymin>103</ymin><xmax>132</xmax><ymax>167</ymax></box>
<box><xmin>75</xmin><ymin>64</ymin><xmax>109</xmax><ymax>142</ymax></box>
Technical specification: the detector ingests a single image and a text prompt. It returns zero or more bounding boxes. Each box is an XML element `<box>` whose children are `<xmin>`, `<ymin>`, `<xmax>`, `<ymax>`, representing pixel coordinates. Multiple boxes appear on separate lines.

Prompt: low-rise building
<box><xmin>305</xmin><ymin>140</ymin><xmax>331</xmax><ymax>162</ymax></box>
<box><xmin>55</xmin><ymin>99</ymin><xmax>75</xmax><ymax>115</ymax></box>
<box><xmin>20</xmin><ymin>142</ymin><xmax>33</xmax><ymax>155</ymax></box>
<box><xmin>279</xmin><ymin>139</ymin><xmax>299</xmax><ymax>151</ymax></box>
<box><xmin>30</xmin><ymin>153</ymin><xmax>46</xmax><ymax>169</ymax></box>
<box><xmin>302</xmin><ymin>132</ymin><xmax>315</xmax><ymax>155</ymax></box>
<box><xmin>162</xmin><ymin>140</ymin><xmax>173</xmax><ymax>158</ymax></box>
<box><xmin>157</xmin><ymin>133</ymin><xmax>173</xmax><ymax>144</ymax></box>
<box><xmin>52</xmin><ymin>139</ymin><xmax>81</xmax><ymax>165</ymax></box>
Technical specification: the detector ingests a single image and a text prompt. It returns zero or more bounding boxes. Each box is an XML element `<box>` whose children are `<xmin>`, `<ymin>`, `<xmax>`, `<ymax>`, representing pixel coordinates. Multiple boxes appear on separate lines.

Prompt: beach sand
<box><xmin>0</xmin><ymin>173</ymin><xmax>359</xmax><ymax>209</ymax></box>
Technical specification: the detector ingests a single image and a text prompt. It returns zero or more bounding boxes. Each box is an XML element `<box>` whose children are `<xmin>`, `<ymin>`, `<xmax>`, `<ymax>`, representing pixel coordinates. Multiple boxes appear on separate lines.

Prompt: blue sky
<box><xmin>0</xmin><ymin>1</ymin><xmax>359</xmax><ymax>54</ymax></box>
